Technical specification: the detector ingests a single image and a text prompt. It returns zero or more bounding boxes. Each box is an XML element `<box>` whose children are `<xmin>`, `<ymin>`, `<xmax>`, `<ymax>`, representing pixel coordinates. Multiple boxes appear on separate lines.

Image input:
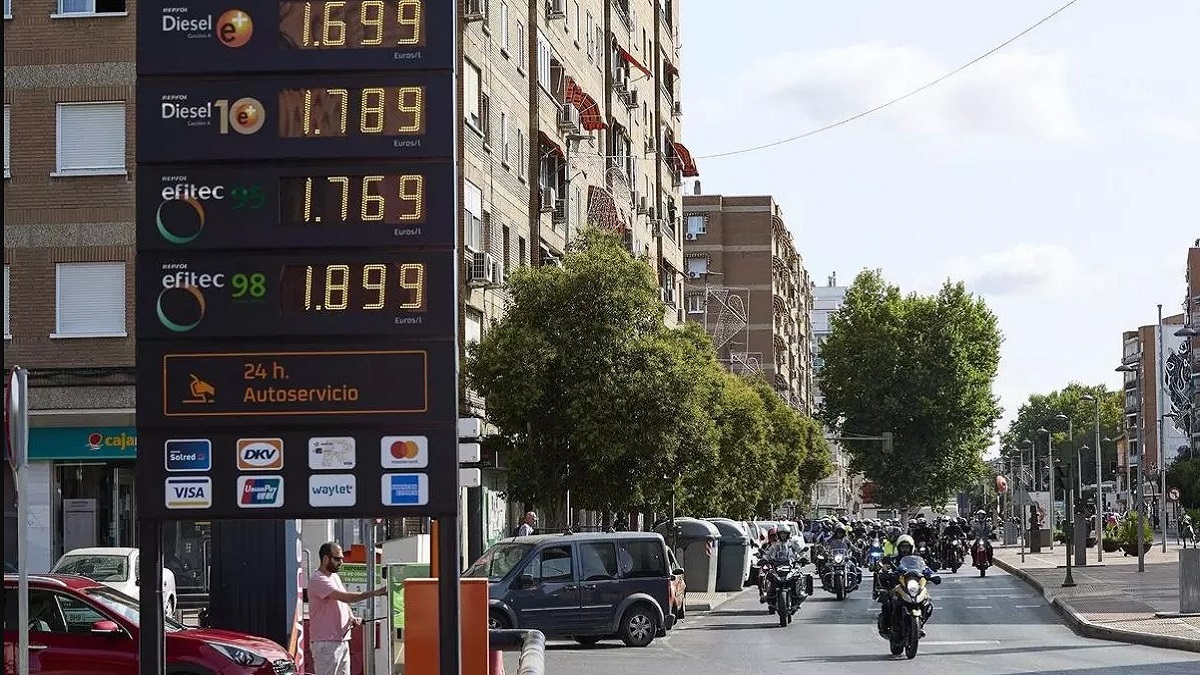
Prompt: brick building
<box><xmin>679</xmin><ymin>194</ymin><xmax>813</xmax><ymax>413</ymax></box>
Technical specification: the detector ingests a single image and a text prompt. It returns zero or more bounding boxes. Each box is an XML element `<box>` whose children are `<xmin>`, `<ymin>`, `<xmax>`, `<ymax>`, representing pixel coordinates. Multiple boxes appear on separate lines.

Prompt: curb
<box><xmin>993</xmin><ymin>557</ymin><xmax>1200</xmax><ymax>654</ymax></box>
<box><xmin>685</xmin><ymin>589</ymin><xmax>746</xmax><ymax>612</ymax></box>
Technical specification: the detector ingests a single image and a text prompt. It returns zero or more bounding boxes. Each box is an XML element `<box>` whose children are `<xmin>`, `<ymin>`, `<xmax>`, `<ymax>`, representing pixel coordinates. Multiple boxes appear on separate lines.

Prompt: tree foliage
<box><xmin>465</xmin><ymin>229</ymin><xmax>831</xmax><ymax>521</ymax></box>
<box><xmin>817</xmin><ymin>269</ymin><xmax>1003</xmax><ymax>511</ymax></box>
<box><xmin>999</xmin><ymin>384</ymin><xmax>1124</xmax><ymax>484</ymax></box>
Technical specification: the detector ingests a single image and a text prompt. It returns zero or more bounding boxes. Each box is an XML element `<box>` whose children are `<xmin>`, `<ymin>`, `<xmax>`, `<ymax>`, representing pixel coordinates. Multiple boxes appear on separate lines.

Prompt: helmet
<box><xmin>896</xmin><ymin>534</ymin><xmax>916</xmax><ymax>556</ymax></box>
<box><xmin>976</xmin><ymin>510</ymin><xmax>987</xmax><ymax>518</ymax></box>
<box><xmin>767</xmin><ymin>526</ymin><xmax>778</xmax><ymax>539</ymax></box>
<box><xmin>777</xmin><ymin>525</ymin><xmax>791</xmax><ymax>541</ymax></box>
<box><xmin>834</xmin><ymin>524</ymin><xmax>846</xmax><ymax>537</ymax></box>
<box><xmin>958</xmin><ymin>517</ymin><xmax>968</xmax><ymax>527</ymax></box>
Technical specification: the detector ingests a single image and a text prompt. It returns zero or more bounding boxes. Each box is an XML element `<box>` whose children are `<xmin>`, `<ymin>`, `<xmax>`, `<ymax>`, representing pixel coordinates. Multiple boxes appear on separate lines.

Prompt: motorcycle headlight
<box><xmin>906</xmin><ymin>580</ymin><xmax>920</xmax><ymax>597</ymax></box>
<box><xmin>210</xmin><ymin>643</ymin><xmax>267</xmax><ymax>668</ymax></box>
<box><xmin>833</xmin><ymin>554</ymin><xmax>845</xmax><ymax>564</ymax></box>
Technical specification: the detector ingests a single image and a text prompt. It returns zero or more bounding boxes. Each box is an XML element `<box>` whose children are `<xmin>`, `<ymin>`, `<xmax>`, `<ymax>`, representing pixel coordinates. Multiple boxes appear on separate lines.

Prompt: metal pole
<box><xmin>1094</xmin><ymin>402</ymin><xmax>1103</xmax><ymax>562</ymax></box>
<box><xmin>1136</xmin><ymin>414</ymin><xmax>1146</xmax><ymax>573</ymax></box>
<box><xmin>1157</xmin><ymin>304</ymin><xmax>1167</xmax><ymax>554</ymax></box>
<box><xmin>9</xmin><ymin>366</ymin><xmax>30</xmax><ymax>675</ymax></box>
<box><xmin>1048</xmin><ymin>432</ymin><xmax>1055</xmax><ymax>552</ymax></box>
<box><xmin>1019</xmin><ymin>445</ymin><xmax>1026</xmax><ymax>562</ymax></box>
<box><xmin>1063</xmin><ymin>485</ymin><xmax>1076</xmax><ymax>587</ymax></box>
<box><xmin>437</xmin><ymin>514</ymin><xmax>462</xmax><ymax>675</ymax></box>
<box><xmin>137</xmin><ymin>518</ymin><xmax>165</xmax><ymax>675</ymax></box>
<box><xmin>364</xmin><ymin>520</ymin><xmax>376</xmax><ymax>675</ymax></box>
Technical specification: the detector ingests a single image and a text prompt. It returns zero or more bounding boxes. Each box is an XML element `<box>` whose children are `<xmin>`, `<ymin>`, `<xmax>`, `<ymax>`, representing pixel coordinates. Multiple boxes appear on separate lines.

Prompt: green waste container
<box><xmin>706</xmin><ymin>518</ymin><xmax>751</xmax><ymax>592</ymax></box>
<box><xmin>655</xmin><ymin>517</ymin><xmax>719</xmax><ymax>594</ymax></box>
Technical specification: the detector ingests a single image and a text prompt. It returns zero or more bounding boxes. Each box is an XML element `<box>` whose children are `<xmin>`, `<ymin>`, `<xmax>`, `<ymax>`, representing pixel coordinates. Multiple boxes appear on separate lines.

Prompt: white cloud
<box><xmin>943</xmin><ymin>243</ymin><xmax>1081</xmax><ymax>297</ymax></box>
<box><xmin>750</xmin><ymin>42</ymin><xmax>1084</xmax><ymax>141</ymax></box>
<box><xmin>1145</xmin><ymin>116</ymin><xmax>1200</xmax><ymax>144</ymax></box>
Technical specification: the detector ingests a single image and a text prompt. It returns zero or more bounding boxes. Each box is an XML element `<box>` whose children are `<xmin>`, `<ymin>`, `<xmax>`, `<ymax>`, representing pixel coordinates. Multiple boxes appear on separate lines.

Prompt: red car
<box><xmin>3</xmin><ymin>574</ymin><xmax>295</xmax><ymax>675</ymax></box>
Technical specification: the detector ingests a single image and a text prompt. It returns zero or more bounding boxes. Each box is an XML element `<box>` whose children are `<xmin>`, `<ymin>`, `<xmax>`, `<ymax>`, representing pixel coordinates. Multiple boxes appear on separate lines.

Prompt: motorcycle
<box><xmin>763</xmin><ymin>557</ymin><xmax>812</xmax><ymax>627</ymax></box>
<box><xmin>941</xmin><ymin>537</ymin><xmax>965</xmax><ymax>574</ymax></box>
<box><xmin>881</xmin><ymin>555</ymin><xmax>941</xmax><ymax>659</ymax></box>
<box><xmin>971</xmin><ymin>537</ymin><xmax>991</xmax><ymax>577</ymax></box>
<box><xmin>820</xmin><ymin>541</ymin><xmax>862</xmax><ymax>600</ymax></box>
<box><xmin>915</xmin><ymin>541</ymin><xmax>940</xmax><ymax>572</ymax></box>
<box><xmin>866</xmin><ymin>539</ymin><xmax>885</xmax><ymax>573</ymax></box>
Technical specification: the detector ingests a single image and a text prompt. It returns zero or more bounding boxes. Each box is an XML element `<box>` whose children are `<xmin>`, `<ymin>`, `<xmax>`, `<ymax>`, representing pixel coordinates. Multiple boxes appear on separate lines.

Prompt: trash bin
<box><xmin>1004</xmin><ymin>522</ymin><xmax>1018</xmax><ymax>545</ymax></box>
<box><xmin>654</xmin><ymin>517</ymin><xmax>719</xmax><ymax>594</ymax></box>
<box><xmin>706</xmin><ymin>518</ymin><xmax>752</xmax><ymax>592</ymax></box>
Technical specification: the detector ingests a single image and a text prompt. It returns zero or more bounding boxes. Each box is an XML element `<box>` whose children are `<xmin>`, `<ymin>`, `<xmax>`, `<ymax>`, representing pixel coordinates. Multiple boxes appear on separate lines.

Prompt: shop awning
<box><xmin>564</xmin><ymin>77</ymin><xmax>606</xmax><ymax>131</ymax></box>
<box><xmin>671</xmin><ymin>141</ymin><xmax>699</xmax><ymax>177</ymax></box>
<box><xmin>538</xmin><ymin>130</ymin><xmax>564</xmax><ymax>160</ymax></box>
<box><xmin>614</xmin><ymin>42</ymin><xmax>653</xmax><ymax>78</ymax></box>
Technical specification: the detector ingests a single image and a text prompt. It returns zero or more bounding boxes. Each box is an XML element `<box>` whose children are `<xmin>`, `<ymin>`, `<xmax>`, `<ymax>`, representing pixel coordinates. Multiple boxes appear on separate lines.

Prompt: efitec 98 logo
<box><xmin>161</xmin><ymin>7</ymin><xmax>254</xmax><ymax>48</ymax></box>
<box><xmin>159</xmin><ymin>93</ymin><xmax>265</xmax><ymax>135</ymax></box>
<box><xmin>154</xmin><ymin>261</ymin><xmax>267</xmax><ymax>333</ymax></box>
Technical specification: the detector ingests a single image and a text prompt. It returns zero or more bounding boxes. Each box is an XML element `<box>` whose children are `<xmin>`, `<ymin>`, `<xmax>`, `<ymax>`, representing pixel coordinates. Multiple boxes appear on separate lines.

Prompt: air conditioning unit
<box><xmin>647</xmin><ymin>207</ymin><xmax>657</xmax><ymax>220</ymax></box>
<box><xmin>557</xmin><ymin>104</ymin><xmax>580</xmax><ymax>132</ymax></box>
<box><xmin>539</xmin><ymin>187</ymin><xmax>557</xmax><ymax>212</ymax></box>
<box><xmin>671</xmin><ymin>101</ymin><xmax>683</xmax><ymax>117</ymax></box>
<box><xmin>614</xmin><ymin>74</ymin><xmax>630</xmax><ymax>95</ymax></box>
<box><xmin>464</xmin><ymin>0</ymin><xmax>485</xmax><ymax>21</ymax></box>
<box><xmin>688</xmin><ymin>270</ymin><xmax>703</xmax><ymax>279</ymax></box>
<box><xmin>625</xmin><ymin>88</ymin><xmax>639</xmax><ymax>109</ymax></box>
<box><xmin>547</xmin><ymin>0</ymin><xmax>566</xmax><ymax>19</ymax></box>
<box><xmin>469</xmin><ymin>251</ymin><xmax>497</xmax><ymax>284</ymax></box>
<box><xmin>552</xmin><ymin>199</ymin><xmax>567</xmax><ymax>223</ymax></box>
<box><xmin>636</xmin><ymin>196</ymin><xmax>647</xmax><ymax>214</ymax></box>
<box><xmin>541</xmin><ymin>255</ymin><xmax>562</xmax><ymax>267</ymax></box>
<box><xmin>685</xmin><ymin>232</ymin><xmax>698</xmax><ymax>241</ymax></box>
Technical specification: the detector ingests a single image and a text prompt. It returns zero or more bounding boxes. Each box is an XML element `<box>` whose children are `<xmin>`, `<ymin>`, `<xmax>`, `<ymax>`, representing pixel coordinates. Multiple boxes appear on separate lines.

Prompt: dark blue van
<box><xmin>464</xmin><ymin>531</ymin><xmax>680</xmax><ymax>647</ymax></box>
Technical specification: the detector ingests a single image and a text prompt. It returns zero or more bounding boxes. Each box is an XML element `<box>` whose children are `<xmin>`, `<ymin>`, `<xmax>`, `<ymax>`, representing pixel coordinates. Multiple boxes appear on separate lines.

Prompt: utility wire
<box><xmin>695</xmin><ymin>0</ymin><xmax>1084</xmax><ymax>160</ymax></box>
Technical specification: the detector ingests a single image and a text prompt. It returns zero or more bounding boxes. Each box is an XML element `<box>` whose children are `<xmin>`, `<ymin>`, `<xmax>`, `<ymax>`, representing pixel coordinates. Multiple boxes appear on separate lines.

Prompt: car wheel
<box><xmin>618</xmin><ymin>604</ymin><xmax>657</xmax><ymax>648</ymax></box>
<box><xmin>488</xmin><ymin>611</ymin><xmax>511</xmax><ymax>630</ymax></box>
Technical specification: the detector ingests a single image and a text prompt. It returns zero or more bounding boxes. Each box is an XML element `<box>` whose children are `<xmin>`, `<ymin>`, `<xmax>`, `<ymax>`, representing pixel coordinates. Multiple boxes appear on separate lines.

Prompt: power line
<box><xmin>695</xmin><ymin>0</ymin><xmax>1084</xmax><ymax>160</ymax></box>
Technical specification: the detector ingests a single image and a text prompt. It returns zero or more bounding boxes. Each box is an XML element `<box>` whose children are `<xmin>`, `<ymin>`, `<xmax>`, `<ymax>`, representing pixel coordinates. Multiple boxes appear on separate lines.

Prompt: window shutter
<box><xmin>3</xmin><ymin>106</ymin><xmax>9</xmax><ymax>176</ymax></box>
<box><xmin>57</xmin><ymin>103</ymin><xmax>126</xmax><ymax>173</ymax></box>
<box><xmin>3</xmin><ymin>265</ymin><xmax>9</xmax><ymax>335</ymax></box>
<box><xmin>56</xmin><ymin>263</ymin><xmax>126</xmax><ymax>336</ymax></box>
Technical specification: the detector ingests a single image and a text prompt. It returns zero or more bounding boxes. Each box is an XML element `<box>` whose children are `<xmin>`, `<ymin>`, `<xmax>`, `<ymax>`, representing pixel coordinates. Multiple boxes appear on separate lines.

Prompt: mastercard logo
<box><xmin>380</xmin><ymin>436</ymin><xmax>427</xmax><ymax>468</ymax></box>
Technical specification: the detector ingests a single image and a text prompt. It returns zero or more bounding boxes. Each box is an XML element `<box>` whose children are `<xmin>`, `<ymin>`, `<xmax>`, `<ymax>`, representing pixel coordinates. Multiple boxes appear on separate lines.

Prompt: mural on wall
<box><xmin>1159</xmin><ymin>328</ymin><xmax>1192</xmax><ymax>462</ymax></box>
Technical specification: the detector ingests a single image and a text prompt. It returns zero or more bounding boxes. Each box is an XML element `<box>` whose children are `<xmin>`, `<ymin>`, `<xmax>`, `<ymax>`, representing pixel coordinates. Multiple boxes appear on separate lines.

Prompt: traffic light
<box><xmin>1054</xmin><ymin>461</ymin><xmax>1069</xmax><ymax>494</ymax></box>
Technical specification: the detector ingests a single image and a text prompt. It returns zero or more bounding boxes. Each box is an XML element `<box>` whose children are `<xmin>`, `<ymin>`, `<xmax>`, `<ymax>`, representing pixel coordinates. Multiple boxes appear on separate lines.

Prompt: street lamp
<box><xmin>1038</xmin><ymin>426</ymin><xmax>1054</xmax><ymax>551</ymax></box>
<box><xmin>1117</xmin><ymin>362</ymin><xmax>1146</xmax><ymax>573</ymax></box>
<box><xmin>1080</xmin><ymin>393</ymin><xmax>1104</xmax><ymax>561</ymax></box>
<box><xmin>1019</xmin><ymin>438</ymin><xmax>1034</xmax><ymax>562</ymax></box>
<box><xmin>1054</xmin><ymin>412</ymin><xmax>1079</xmax><ymax>496</ymax></box>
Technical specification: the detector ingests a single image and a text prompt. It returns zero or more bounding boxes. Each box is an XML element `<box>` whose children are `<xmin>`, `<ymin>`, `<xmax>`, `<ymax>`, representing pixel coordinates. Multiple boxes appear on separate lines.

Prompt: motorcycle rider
<box><xmin>762</xmin><ymin>525</ymin><xmax>807</xmax><ymax>611</ymax></box>
<box><xmin>970</xmin><ymin>510</ymin><xmax>995</xmax><ymax>565</ymax></box>
<box><xmin>940</xmin><ymin>517</ymin><xmax>967</xmax><ymax>564</ymax></box>
<box><xmin>757</xmin><ymin>526</ymin><xmax>780</xmax><ymax>604</ymax></box>
<box><xmin>876</xmin><ymin>534</ymin><xmax>938</xmax><ymax>638</ymax></box>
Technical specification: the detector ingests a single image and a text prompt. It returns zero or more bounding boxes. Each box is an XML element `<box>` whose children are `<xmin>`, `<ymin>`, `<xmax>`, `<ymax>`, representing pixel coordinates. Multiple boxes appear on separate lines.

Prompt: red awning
<box><xmin>614</xmin><ymin>42</ymin><xmax>653</xmax><ymax>78</ymax></box>
<box><xmin>564</xmin><ymin>77</ymin><xmax>606</xmax><ymax>131</ymax></box>
<box><xmin>671</xmin><ymin>141</ymin><xmax>699</xmax><ymax>177</ymax></box>
<box><xmin>538</xmin><ymin>131</ymin><xmax>564</xmax><ymax>159</ymax></box>
<box><xmin>663</xmin><ymin>59</ymin><xmax>679</xmax><ymax>77</ymax></box>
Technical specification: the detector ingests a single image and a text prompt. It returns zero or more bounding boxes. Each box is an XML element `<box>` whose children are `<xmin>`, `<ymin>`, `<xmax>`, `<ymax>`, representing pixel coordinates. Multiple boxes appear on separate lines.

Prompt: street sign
<box><xmin>1169</xmin><ymin>487</ymin><xmax>1181</xmax><ymax>502</ymax></box>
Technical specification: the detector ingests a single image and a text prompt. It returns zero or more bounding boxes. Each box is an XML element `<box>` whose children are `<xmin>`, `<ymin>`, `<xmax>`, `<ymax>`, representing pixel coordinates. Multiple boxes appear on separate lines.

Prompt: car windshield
<box><xmin>464</xmin><ymin>544</ymin><xmax>532</xmax><ymax>580</ymax></box>
<box><xmin>52</xmin><ymin>555</ymin><xmax>129</xmax><ymax>583</ymax></box>
<box><xmin>83</xmin><ymin>587</ymin><xmax>186</xmax><ymax>632</ymax></box>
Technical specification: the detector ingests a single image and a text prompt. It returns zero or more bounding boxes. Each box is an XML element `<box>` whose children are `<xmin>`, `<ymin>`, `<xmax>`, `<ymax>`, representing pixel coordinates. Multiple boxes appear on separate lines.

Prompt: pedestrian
<box><xmin>515</xmin><ymin>511</ymin><xmax>538</xmax><ymax>537</ymax></box>
<box><xmin>308</xmin><ymin>542</ymin><xmax>387</xmax><ymax>675</ymax></box>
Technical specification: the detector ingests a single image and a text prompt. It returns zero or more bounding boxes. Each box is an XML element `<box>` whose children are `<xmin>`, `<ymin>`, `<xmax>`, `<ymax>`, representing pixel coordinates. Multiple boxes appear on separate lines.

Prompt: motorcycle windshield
<box><xmin>827</xmin><ymin>540</ymin><xmax>850</xmax><ymax>553</ymax></box>
<box><xmin>897</xmin><ymin>556</ymin><xmax>926</xmax><ymax>575</ymax></box>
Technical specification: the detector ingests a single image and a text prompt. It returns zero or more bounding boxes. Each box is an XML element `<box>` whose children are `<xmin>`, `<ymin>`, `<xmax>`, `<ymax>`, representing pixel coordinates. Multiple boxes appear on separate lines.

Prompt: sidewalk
<box><xmin>992</xmin><ymin>542</ymin><xmax>1200</xmax><ymax>653</ymax></box>
<box><xmin>685</xmin><ymin>589</ymin><xmax>748</xmax><ymax>612</ymax></box>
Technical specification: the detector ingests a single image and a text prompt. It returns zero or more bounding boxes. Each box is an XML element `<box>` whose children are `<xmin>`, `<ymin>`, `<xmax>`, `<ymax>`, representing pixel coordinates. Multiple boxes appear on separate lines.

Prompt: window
<box><xmin>500</xmin><ymin>111</ymin><xmax>510</xmax><ymax>165</ymax></box>
<box><xmin>519</xmin><ymin>236</ymin><xmax>527</xmax><ymax>266</ymax></box>
<box><xmin>56</xmin><ymin>102</ymin><xmax>125</xmax><ymax>175</ymax></box>
<box><xmin>3</xmin><ymin>265</ymin><xmax>10</xmax><ymax>337</ymax></box>
<box><xmin>616</xmin><ymin>540</ymin><xmax>667</xmax><ymax>578</ymax></box>
<box><xmin>579</xmin><ymin>542</ymin><xmax>618</xmax><ymax>581</ymax></box>
<box><xmin>57</xmin><ymin>0</ymin><xmax>125</xmax><ymax>15</ymax></box>
<box><xmin>463</xmin><ymin>181</ymin><xmax>484</xmax><ymax>252</ymax></box>
<box><xmin>686</xmin><ymin>294</ymin><xmax>705</xmax><ymax>314</ymax></box>
<box><xmin>499</xmin><ymin>1</ymin><xmax>509</xmax><ymax>52</ymax></box>
<box><xmin>536</xmin><ymin>33</ymin><xmax>552</xmax><ymax>92</ymax></box>
<box><xmin>463</xmin><ymin>61</ymin><xmax>481</xmax><ymax>130</ymax></box>
<box><xmin>515</xmin><ymin>21</ymin><xmax>526</xmax><ymax>70</ymax></box>
<box><xmin>480</xmin><ymin>92</ymin><xmax>492</xmax><ymax>145</ymax></box>
<box><xmin>585</xmin><ymin>11</ymin><xmax>594</xmax><ymax>60</ymax></box>
<box><xmin>515</xmin><ymin>128</ymin><xmax>527</xmax><ymax>179</ymax></box>
<box><xmin>686</xmin><ymin>258</ymin><xmax>708</xmax><ymax>277</ymax></box>
<box><xmin>55</xmin><ymin>262</ymin><xmax>126</xmax><ymax>338</ymax></box>
<box><xmin>465</xmin><ymin>311</ymin><xmax>482</xmax><ymax>347</ymax></box>
<box><xmin>3</xmin><ymin>105</ymin><xmax>9</xmax><ymax>177</ymax></box>
<box><xmin>573</xmin><ymin>1</ymin><xmax>580</xmax><ymax>39</ymax></box>
<box><xmin>3</xmin><ymin>0</ymin><xmax>10</xmax><ymax>18</ymax></box>
<box><xmin>686</xmin><ymin>215</ymin><xmax>707</xmax><ymax>235</ymax></box>
<box><xmin>524</xmin><ymin>545</ymin><xmax>573</xmax><ymax>582</ymax></box>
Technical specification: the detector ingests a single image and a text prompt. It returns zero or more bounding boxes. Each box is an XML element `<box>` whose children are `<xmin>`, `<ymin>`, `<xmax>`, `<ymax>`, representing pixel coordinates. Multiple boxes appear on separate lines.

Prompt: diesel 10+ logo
<box><xmin>160</xmin><ymin>93</ymin><xmax>264</xmax><ymax>135</ymax></box>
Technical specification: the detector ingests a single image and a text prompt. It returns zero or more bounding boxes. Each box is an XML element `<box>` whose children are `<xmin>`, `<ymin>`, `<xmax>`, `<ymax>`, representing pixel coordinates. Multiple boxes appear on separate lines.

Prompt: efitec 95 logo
<box><xmin>160</xmin><ymin>93</ymin><xmax>265</xmax><ymax>135</ymax></box>
<box><xmin>154</xmin><ymin>174</ymin><xmax>265</xmax><ymax>245</ymax></box>
<box><xmin>161</xmin><ymin>7</ymin><xmax>254</xmax><ymax>48</ymax></box>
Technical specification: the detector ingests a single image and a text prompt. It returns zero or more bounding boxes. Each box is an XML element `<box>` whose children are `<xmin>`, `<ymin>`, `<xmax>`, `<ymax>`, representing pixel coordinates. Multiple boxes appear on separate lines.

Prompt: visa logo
<box><xmin>237</xmin><ymin>438</ymin><xmax>283</xmax><ymax>470</ymax></box>
<box><xmin>165</xmin><ymin>477</ymin><xmax>212</xmax><ymax>510</ymax></box>
<box><xmin>237</xmin><ymin>476</ymin><xmax>284</xmax><ymax>508</ymax></box>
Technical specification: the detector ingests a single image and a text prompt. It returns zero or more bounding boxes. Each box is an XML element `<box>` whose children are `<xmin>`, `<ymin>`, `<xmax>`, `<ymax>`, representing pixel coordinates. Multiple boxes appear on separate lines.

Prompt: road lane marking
<box><xmin>1015</xmin><ymin>604</ymin><xmax>1041</xmax><ymax>608</ymax></box>
<box><xmin>965</xmin><ymin>606</ymin><xmax>993</xmax><ymax>609</ymax></box>
<box><xmin>923</xmin><ymin>640</ymin><xmax>1001</xmax><ymax>646</ymax></box>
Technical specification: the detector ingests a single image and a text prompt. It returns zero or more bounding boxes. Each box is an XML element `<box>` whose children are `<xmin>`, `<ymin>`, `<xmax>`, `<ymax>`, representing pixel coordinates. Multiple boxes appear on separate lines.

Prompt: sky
<box><xmin>680</xmin><ymin>0</ymin><xmax>1200</xmax><ymax>449</ymax></box>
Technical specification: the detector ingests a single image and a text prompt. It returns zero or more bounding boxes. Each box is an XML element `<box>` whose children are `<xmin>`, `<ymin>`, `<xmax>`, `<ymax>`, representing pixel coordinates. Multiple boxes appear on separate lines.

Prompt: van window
<box><xmin>526</xmin><ymin>545</ymin><xmax>574</xmax><ymax>583</ymax></box>
<box><xmin>579</xmin><ymin>542</ymin><xmax>618</xmax><ymax>580</ymax></box>
<box><xmin>616</xmin><ymin>540</ymin><xmax>667</xmax><ymax>578</ymax></box>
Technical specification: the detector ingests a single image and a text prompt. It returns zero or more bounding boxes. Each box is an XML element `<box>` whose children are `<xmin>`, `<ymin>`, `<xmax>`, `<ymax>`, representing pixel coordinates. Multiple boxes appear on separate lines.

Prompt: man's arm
<box><xmin>310</xmin><ymin>577</ymin><xmax>387</xmax><ymax>604</ymax></box>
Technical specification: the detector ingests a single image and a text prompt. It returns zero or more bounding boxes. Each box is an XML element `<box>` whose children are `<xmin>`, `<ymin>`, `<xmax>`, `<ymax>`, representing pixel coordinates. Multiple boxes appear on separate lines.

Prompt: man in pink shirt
<box><xmin>308</xmin><ymin>542</ymin><xmax>387</xmax><ymax>675</ymax></box>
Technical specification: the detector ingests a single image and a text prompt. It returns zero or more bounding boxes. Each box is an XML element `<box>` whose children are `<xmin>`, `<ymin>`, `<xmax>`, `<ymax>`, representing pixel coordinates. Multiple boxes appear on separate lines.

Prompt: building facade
<box><xmin>1120</xmin><ymin>313</ymin><xmax>1187</xmax><ymax>496</ymax></box>
<box><xmin>810</xmin><ymin>273</ymin><xmax>854</xmax><ymax>513</ymax></box>
<box><xmin>1182</xmin><ymin>242</ymin><xmax>1199</xmax><ymax>454</ymax></box>
<box><xmin>679</xmin><ymin>194</ymin><xmax>813</xmax><ymax>413</ymax></box>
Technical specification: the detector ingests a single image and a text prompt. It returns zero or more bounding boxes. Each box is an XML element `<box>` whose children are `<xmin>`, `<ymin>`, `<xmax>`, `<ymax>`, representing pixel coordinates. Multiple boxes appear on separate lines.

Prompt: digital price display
<box><xmin>136</xmin><ymin>164</ymin><xmax>454</xmax><ymax>250</ymax></box>
<box><xmin>137</xmin><ymin>0</ymin><xmax>452</xmax><ymax>74</ymax></box>
<box><xmin>136</xmin><ymin>74</ymin><xmax>453</xmax><ymax>162</ymax></box>
<box><xmin>136</xmin><ymin>251</ymin><xmax>453</xmax><ymax>339</ymax></box>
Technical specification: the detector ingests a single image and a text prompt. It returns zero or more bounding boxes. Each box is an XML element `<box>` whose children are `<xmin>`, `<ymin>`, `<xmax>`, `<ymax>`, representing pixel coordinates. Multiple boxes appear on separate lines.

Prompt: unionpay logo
<box><xmin>160</xmin><ymin>7</ymin><xmax>254</xmax><ymax>48</ymax></box>
<box><xmin>165</xmin><ymin>438</ymin><xmax>212</xmax><ymax>472</ymax></box>
<box><xmin>381</xmin><ymin>473</ymin><xmax>428</xmax><ymax>507</ymax></box>
<box><xmin>380</xmin><ymin>436</ymin><xmax>427</xmax><ymax>469</ymax></box>
<box><xmin>166</xmin><ymin>477</ymin><xmax>212</xmax><ymax>509</ymax></box>
<box><xmin>237</xmin><ymin>438</ymin><xmax>284</xmax><ymax>470</ymax></box>
<box><xmin>237</xmin><ymin>476</ymin><xmax>284</xmax><ymax>508</ymax></box>
<box><xmin>309</xmin><ymin>474</ymin><xmax>357</xmax><ymax>508</ymax></box>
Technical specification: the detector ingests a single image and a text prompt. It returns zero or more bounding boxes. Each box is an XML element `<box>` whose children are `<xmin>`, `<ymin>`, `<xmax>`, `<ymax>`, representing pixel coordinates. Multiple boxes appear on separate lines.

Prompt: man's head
<box><xmin>523</xmin><ymin>511</ymin><xmax>538</xmax><ymax>526</ymax></box>
<box><xmin>896</xmin><ymin>534</ymin><xmax>915</xmax><ymax>558</ymax></box>
<box><xmin>777</xmin><ymin>525</ymin><xmax>791</xmax><ymax>543</ymax></box>
<box><xmin>318</xmin><ymin>541</ymin><xmax>345</xmax><ymax>573</ymax></box>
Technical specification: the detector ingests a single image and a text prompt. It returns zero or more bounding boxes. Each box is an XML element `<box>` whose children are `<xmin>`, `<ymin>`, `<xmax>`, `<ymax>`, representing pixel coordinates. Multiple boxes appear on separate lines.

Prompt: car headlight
<box><xmin>906</xmin><ymin>580</ymin><xmax>920</xmax><ymax>597</ymax></box>
<box><xmin>211</xmin><ymin>643</ymin><xmax>267</xmax><ymax>667</ymax></box>
<box><xmin>833</xmin><ymin>554</ymin><xmax>845</xmax><ymax>564</ymax></box>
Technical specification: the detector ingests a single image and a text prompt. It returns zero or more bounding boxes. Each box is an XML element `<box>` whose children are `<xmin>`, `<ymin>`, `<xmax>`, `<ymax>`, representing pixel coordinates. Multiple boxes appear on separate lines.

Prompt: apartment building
<box><xmin>810</xmin><ymin>273</ymin><xmax>854</xmax><ymax>513</ymax></box>
<box><xmin>1120</xmin><ymin>313</ymin><xmax>1188</xmax><ymax>474</ymax></box>
<box><xmin>1183</xmin><ymin>242</ymin><xmax>1199</xmax><ymax>454</ymax></box>
<box><xmin>679</xmin><ymin>194</ymin><xmax>813</xmax><ymax>413</ymax></box>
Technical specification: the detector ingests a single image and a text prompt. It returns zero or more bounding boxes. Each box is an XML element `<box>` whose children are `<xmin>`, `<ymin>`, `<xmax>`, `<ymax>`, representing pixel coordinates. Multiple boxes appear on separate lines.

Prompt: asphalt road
<box><xmin>505</xmin><ymin>566</ymin><xmax>1200</xmax><ymax>675</ymax></box>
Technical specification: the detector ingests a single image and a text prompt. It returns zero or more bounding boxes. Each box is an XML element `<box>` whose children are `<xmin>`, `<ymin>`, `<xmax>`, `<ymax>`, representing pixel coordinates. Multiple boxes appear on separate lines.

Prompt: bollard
<box><xmin>489</xmin><ymin>629</ymin><xmax>545</xmax><ymax>675</ymax></box>
<box><xmin>489</xmin><ymin>650</ymin><xmax>505</xmax><ymax>675</ymax></box>
<box><xmin>1181</xmin><ymin>549</ymin><xmax>1200</xmax><ymax>614</ymax></box>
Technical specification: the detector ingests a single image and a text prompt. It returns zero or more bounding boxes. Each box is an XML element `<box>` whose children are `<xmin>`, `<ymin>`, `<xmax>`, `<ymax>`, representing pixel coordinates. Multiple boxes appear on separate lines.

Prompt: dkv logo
<box><xmin>237</xmin><ymin>438</ymin><xmax>283</xmax><ymax>470</ymax></box>
<box><xmin>165</xmin><ymin>477</ymin><xmax>212</xmax><ymax>510</ymax></box>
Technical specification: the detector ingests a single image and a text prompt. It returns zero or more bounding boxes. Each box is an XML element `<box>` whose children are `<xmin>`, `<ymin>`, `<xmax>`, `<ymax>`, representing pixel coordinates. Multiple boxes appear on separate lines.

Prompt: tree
<box><xmin>1167</xmin><ymin>454</ymin><xmax>1200</xmax><ymax>510</ymax></box>
<box><xmin>748</xmin><ymin>378</ymin><xmax>833</xmax><ymax>514</ymax></box>
<box><xmin>999</xmin><ymin>384</ymin><xmax>1124</xmax><ymax>485</ymax></box>
<box><xmin>817</xmin><ymin>270</ymin><xmax>1003</xmax><ymax>512</ymax></box>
